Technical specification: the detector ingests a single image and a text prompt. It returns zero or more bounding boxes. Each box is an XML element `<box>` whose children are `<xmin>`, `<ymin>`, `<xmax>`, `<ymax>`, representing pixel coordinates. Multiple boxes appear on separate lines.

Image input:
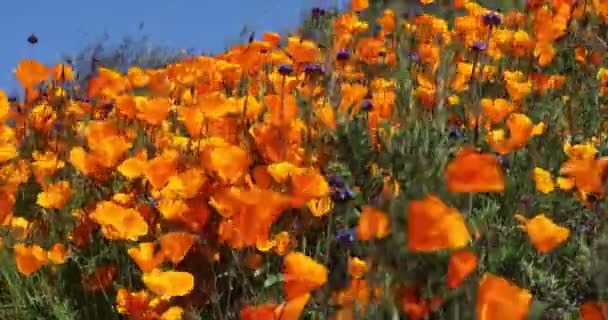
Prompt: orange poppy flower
<box><xmin>91</xmin><ymin>201</ymin><xmax>149</xmax><ymax>241</ymax></box>
<box><xmin>515</xmin><ymin>213</ymin><xmax>570</xmax><ymax>254</ymax></box>
<box><xmin>127</xmin><ymin>66</ymin><xmax>149</xmax><ymax>88</ymax></box>
<box><xmin>252</xmin><ymin>166</ymin><xmax>273</xmax><ymax>189</ymax></box>
<box><xmin>476</xmin><ymin>273</ymin><xmax>532</xmax><ymax>320</ymax></box>
<box><xmin>348</xmin><ymin>257</ymin><xmax>368</xmax><ymax>280</ymax></box>
<box><xmin>161</xmin><ymin>168</ymin><xmax>206</xmax><ymax>200</ymax></box>
<box><xmin>14</xmin><ymin>243</ymin><xmax>49</xmax><ymax>276</ymax></box>
<box><xmin>352</xmin><ymin>0</ymin><xmax>369</xmax><ymax>11</ymax></box>
<box><xmin>142</xmin><ymin>269</ymin><xmax>194</xmax><ymax>298</ymax></box>
<box><xmin>560</xmin><ymin>157</ymin><xmax>608</xmax><ymax>197</ymax></box>
<box><xmin>128</xmin><ymin>242</ymin><xmax>165</xmax><ymax>273</ymax></box>
<box><xmin>48</xmin><ymin>243</ymin><xmax>69</xmax><ymax>264</ymax></box>
<box><xmin>137</xmin><ymin>97</ymin><xmax>171</xmax><ymax>125</ymax></box>
<box><xmin>287</xmin><ymin>37</ymin><xmax>319</xmax><ymax>65</ymax></box>
<box><xmin>118</xmin><ymin>153</ymin><xmax>148</xmax><ymax>179</ymax></box>
<box><xmin>333</xmin><ymin>279</ymin><xmax>372</xmax><ymax>319</ymax></box>
<box><xmin>265</xmin><ymin>94</ymin><xmax>299</xmax><ymax>127</ymax></box>
<box><xmin>356</xmin><ymin>206</ymin><xmax>390</xmax><ymax>240</ymax></box>
<box><xmin>15</xmin><ymin>59</ymin><xmax>49</xmax><ymax>89</ymax></box>
<box><xmin>115</xmin><ymin>288</ymin><xmax>171</xmax><ymax>318</ymax></box>
<box><xmin>157</xmin><ymin>198</ymin><xmax>190</xmax><ymax>221</ymax></box>
<box><xmin>51</xmin><ymin>63</ymin><xmax>74</xmax><ymax>82</ymax></box>
<box><xmin>211</xmin><ymin>188</ymin><xmax>291</xmax><ymax>249</ymax></box>
<box><xmin>446</xmin><ymin>250</ymin><xmax>478</xmax><ymax>288</ymax></box>
<box><xmin>290</xmin><ymin>171</ymin><xmax>330</xmax><ymax>207</ymax></box>
<box><xmin>87</xmin><ymin>67</ymin><xmax>129</xmax><ymax>99</ymax></box>
<box><xmin>446</xmin><ymin>147</ymin><xmax>505</xmax><ymax>192</ymax></box>
<box><xmin>200</xmin><ymin>142</ymin><xmax>251</xmax><ymax>184</ymax></box>
<box><xmin>275</xmin><ymin>293</ymin><xmax>311</xmax><ymax>320</ymax></box>
<box><xmin>241</xmin><ymin>304</ymin><xmax>277</xmax><ymax>320</ymax></box>
<box><xmin>69</xmin><ymin>147</ymin><xmax>99</xmax><ymax>176</ymax></box>
<box><xmin>36</xmin><ymin>180</ymin><xmax>72</xmax><ymax>209</ymax></box>
<box><xmin>398</xmin><ymin>286</ymin><xmax>442</xmax><ymax>320</ymax></box>
<box><xmin>283</xmin><ymin>252</ymin><xmax>328</xmax><ymax>300</ymax></box>
<box><xmin>159</xmin><ymin>232</ymin><xmax>195</xmax><ymax>264</ymax></box>
<box><xmin>263</xmin><ymin>32</ymin><xmax>281</xmax><ymax>47</ymax></box>
<box><xmin>160</xmin><ymin>306</ymin><xmax>184</xmax><ymax>320</ymax></box>
<box><xmin>144</xmin><ymin>150</ymin><xmax>179</xmax><ymax>190</ymax></box>
<box><xmin>407</xmin><ymin>194</ymin><xmax>471</xmax><ymax>252</ymax></box>
<box><xmin>580</xmin><ymin>302</ymin><xmax>608</xmax><ymax>320</ymax></box>
<box><xmin>481</xmin><ymin>98</ymin><xmax>515</xmax><ymax>124</ymax></box>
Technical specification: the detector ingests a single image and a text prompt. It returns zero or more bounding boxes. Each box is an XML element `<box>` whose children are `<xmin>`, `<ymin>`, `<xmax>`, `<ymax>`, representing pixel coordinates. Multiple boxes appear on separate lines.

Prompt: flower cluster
<box><xmin>1</xmin><ymin>0</ymin><xmax>608</xmax><ymax>319</ymax></box>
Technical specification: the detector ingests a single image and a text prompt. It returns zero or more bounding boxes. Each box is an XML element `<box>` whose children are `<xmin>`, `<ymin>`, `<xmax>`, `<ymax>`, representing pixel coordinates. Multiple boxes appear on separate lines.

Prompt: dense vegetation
<box><xmin>1</xmin><ymin>0</ymin><xmax>608</xmax><ymax>319</ymax></box>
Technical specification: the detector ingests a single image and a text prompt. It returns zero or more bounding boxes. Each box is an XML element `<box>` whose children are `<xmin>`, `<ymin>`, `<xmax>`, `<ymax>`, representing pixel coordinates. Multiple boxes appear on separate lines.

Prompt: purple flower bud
<box><xmin>409</xmin><ymin>52</ymin><xmax>420</xmax><ymax>63</ymax></box>
<box><xmin>360</xmin><ymin>100</ymin><xmax>373</xmax><ymax>112</ymax></box>
<box><xmin>471</xmin><ymin>40</ymin><xmax>488</xmax><ymax>52</ymax></box>
<box><xmin>336</xmin><ymin>49</ymin><xmax>351</xmax><ymax>61</ymax></box>
<box><xmin>53</xmin><ymin>120</ymin><xmax>63</xmax><ymax>131</ymax></box>
<box><xmin>312</xmin><ymin>7</ymin><xmax>326</xmax><ymax>18</ymax></box>
<box><xmin>278</xmin><ymin>64</ymin><xmax>294</xmax><ymax>76</ymax></box>
<box><xmin>327</xmin><ymin>174</ymin><xmax>345</xmax><ymax>188</ymax></box>
<box><xmin>333</xmin><ymin>186</ymin><xmax>355</xmax><ymax>202</ymax></box>
<box><xmin>482</xmin><ymin>12</ymin><xmax>502</xmax><ymax>26</ymax></box>
<box><xmin>577</xmin><ymin>224</ymin><xmax>589</xmax><ymax>234</ymax></box>
<box><xmin>303</xmin><ymin>63</ymin><xmax>325</xmax><ymax>75</ymax></box>
<box><xmin>335</xmin><ymin>228</ymin><xmax>357</xmax><ymax>243</ymax></box>
<box><xmin>448</xmin><ymin>127</ymin><xmax>463</xmax><ymax>139</ymax></box>
<box><xmin>497</xmin><ymin>155</ymin><xmax>510</xmax><ymax>169</ymax></box>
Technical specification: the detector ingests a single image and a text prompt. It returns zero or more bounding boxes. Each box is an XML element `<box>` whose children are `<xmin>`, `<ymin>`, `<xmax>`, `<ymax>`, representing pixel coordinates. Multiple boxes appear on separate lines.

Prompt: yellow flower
<box><xmin>306</xmin><ymin>196</ymin><xmax>334</xmax><ymax>217</ymax></box>
<box><xmin>563</xmin><ymin>142</ymin><xmax>597</xmax><ymax>160</ymax></box>
<box><xmin>0</xmin><ymin>139</ymin><xmax>18</xmax><ymax>163</ymax></box>
<box><xmin>36</xmin><ymin>180</ymin><xmax>72</xmax><ymax>209</ymax></box>
<box><xmin>143</xmin><ymin>269</ymin><xmax>194</xmax><ymax>298</ymax></box>
<box><xmin>533</xmin><ymin>167</ymin><xmax>554</xmax><ymax>194</ymax></box>
<box><xmin>10</xmin><ymin>217</ymin><xmax>30</xmax><ymax>240</ymax></box>
<box><xmin>91</xmin><ymin>201</ymin><xmax>148</xmax><ymax>241</ymax></box>
<box><xmin>267</xmin><ymin>162</ymin><xmax>306</xmax><ymax>183</ymax></box>
<box><xmin>556</xmin><ymin>177</ymin><xmax>575</xmax><ymax>190</ymax></box>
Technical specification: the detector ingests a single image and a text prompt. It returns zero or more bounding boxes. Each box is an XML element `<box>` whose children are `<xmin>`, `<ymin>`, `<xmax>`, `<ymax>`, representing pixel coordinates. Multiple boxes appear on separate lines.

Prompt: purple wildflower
<box><xmin>278</xmin><ymin>64</ymin><xmax>294</xmax><ymax>76</ymax></box>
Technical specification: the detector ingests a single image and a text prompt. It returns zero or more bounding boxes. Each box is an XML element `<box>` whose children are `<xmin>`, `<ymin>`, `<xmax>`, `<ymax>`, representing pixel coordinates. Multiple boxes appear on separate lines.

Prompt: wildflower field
<box><xmin>2</xmin><ymin>0</ymin><xmax>608</xmax><ymax>319</ymax></box>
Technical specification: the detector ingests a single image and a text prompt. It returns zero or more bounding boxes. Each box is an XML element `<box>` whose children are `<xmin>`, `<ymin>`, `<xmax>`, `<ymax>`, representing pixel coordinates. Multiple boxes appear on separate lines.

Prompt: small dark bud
<box><xmin>278</xmin><ymin>64</ymin><xmax>294</xmax><ymax>76</ymax></box>
<box><xmin>27</xmin><ymin>33</ymin><xmax>38</xmax><ymax>45</ymax></box>
<box><xmin>482</xmin><ymin>12</ymin><xmax>502</xmax><ymax>26</ymax></box>
<box><xmin>327</xmin><ymin>174</ymin><xmax>345</xmax><ymax>188</ymax></box>
<box><xmin>471</xmin><ymin>40</ymin><xmax>488</xmax><ymax>52</ymax></box>
<box><xmin>361</xmin><ymin>100</ymin><xmax>373</xmax><ymax>112</ymax></box>
<box><xmin>336</xmin><ymin>49</ymin><xmax>351</xmax><ymax>61</ymax></box>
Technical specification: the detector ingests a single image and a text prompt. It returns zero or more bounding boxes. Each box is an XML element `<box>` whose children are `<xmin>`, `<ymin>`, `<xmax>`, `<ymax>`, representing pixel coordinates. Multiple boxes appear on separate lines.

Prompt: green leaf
<box><xmin>525</xmin><ymin>300</ymin><xmax>550</xmax><ymax>320</ymax></box>
<box><xmin>263</xmin><ymin>274</ymin><xmax>284</xmax><ymax>289</ymax></box>
<box><xmin>392</xmin><ymin>71</ymin><xmax>409</xmax><ymax>81</ymax></box>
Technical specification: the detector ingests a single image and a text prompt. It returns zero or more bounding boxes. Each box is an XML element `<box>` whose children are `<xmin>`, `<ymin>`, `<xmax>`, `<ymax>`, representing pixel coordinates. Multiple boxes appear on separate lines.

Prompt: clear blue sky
<box><xmin>0</xmin><ymin>0</ymin><xmax>346</xmax><ymax>94</ymax></box>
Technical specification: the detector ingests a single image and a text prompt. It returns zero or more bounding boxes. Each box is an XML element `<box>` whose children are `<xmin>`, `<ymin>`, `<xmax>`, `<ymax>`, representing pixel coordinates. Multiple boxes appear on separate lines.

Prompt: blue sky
<box><xmin>0</xmin><ymin>0</ymin><xmax>346</xmax><ymax>94</ymax></box>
